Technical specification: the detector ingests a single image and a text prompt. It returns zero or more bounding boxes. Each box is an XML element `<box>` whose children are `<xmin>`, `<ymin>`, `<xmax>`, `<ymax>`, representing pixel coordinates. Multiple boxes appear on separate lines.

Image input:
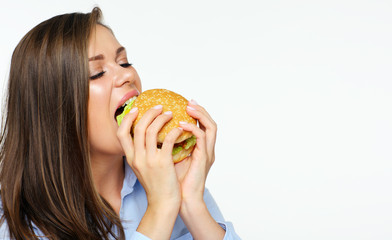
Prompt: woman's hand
<box><xmin>116</xmin><ymin>105</ymin><xmax>183</xmax><ymax>239</ymax></box>
<box><xmin>175</xmin><ymin>100</ymin><xmax>225</xmax><ymax>239</ymax></box>
<box><xmin>175</xmin><ymin>100</ymin><xmax>217</xmax><ymax>204</ymax></box>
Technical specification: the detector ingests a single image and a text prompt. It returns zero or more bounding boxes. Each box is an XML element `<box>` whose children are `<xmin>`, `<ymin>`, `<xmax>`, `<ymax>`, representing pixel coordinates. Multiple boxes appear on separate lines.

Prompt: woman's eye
<box><xmin>120</xmin><ymin>63</ymin><xmax>132</xmax><ymax>68</ymax></box>
<box><xmin>89</xmin><ymin>71</ymin><xmax>106</xmax><ymax>80</ymax></box>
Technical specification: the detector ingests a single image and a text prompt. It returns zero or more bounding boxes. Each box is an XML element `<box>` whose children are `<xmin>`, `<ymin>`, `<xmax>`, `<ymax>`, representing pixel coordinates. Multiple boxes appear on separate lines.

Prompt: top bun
<box><xmin>132</xmin><ymin>89</ymin><xmax>197</xmax><ymax>143</ymax></box>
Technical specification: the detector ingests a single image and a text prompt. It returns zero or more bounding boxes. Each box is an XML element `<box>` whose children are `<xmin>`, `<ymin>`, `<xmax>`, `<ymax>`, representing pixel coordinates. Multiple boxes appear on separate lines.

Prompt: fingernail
<box><xmin>190</xmin><ymin>99</ymin><xmax>198</xmax><ymax>105</ymax></box>
<box><xmin>164</xmin><ymin>111</ymin><xmax>172</xmax><ymax>115</ymax></box>
<box><xmin>179</xmin><ymin>121</ymin><xmax>188</xmax><ymax>125</ymax></box>
<box><xmin>129</xmin><ymin>107</ymin><xmax>138</xmax><ymax>113</ymax></box>
<box><xmin>187</xmin><ymin>106</ymin><xmax>196</xmax><ymax>111</ymax></box>
<box><xmin>178</xmin><ymin>127</ymin><xmax>183</xmax><ymax>131</ymax></box>
<box><xmin>153</xmin><ymin>105</ymin><xmax>163</xmax><ymax>109</ymax></box>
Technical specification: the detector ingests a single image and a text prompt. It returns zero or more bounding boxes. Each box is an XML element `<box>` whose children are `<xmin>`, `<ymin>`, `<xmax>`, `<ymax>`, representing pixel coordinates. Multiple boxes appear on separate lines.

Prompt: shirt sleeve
<box><xmin>203</xmin><ymin>188</ymin><xmax>242</xmax><ymax>240</ymax></box>
<box><xmin>0</xmin><ymin>220</ymin><xmax>47</xmax><ymax>240</ymax></box>
<box><xmin>128</xmin><ymin>231</ymin><xmax>152</xmax><ymax>240</ymax></box>
<box><xmin>0</xmin><ymin>221</ymin><xmax>11</xmax><ymax>240</ymax></box>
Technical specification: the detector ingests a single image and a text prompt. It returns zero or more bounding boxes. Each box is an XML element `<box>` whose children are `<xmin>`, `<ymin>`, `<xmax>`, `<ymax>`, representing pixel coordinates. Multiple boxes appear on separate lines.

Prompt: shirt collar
<box><xmin>120</xmin><ymin>158</ymin><xmax>137</xmax><ymax>199</ymax></box>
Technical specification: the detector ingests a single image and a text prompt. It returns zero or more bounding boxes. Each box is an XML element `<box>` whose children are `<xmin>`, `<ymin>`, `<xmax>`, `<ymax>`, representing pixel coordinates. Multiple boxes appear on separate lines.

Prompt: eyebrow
<box><xmin>88</xmin><ymin>47</ymin><xmax>126</xmax><ymax>61</ymax></box>
<box><xmin>116</xmin><ymin>46</ymin><xmax>125</xmax><ymax>55</ymax></box>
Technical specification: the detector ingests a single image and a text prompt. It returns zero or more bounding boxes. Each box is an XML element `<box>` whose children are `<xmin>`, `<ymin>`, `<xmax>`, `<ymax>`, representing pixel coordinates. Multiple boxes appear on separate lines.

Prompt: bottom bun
<box><xmin>173</xmin><ymin>145</ymin><xmax>195</xmax><ymax>163</ymax></box>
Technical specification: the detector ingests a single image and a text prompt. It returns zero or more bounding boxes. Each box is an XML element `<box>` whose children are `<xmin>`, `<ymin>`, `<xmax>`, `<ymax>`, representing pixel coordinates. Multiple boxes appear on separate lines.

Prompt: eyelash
<box><xmin>89</xmin><ymin>62</ymin><xmax>133</xmax><ymax>80</ymax></box>
<box><xmin>120</xmin><ymin>63</ymin><xmax>133</xmax><ymax>68</ymax></box>
<box><xmin>90</xmin><ymin>71</ymin><xmax>106</xmax><ymax>80</ymax></box>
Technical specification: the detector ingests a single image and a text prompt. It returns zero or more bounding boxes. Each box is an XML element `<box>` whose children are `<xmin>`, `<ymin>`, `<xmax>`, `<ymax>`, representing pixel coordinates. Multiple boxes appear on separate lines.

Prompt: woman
<box><xmin>0</xmin><ymin>7</ymin><xmax>240</xmax><ymax>240</ymax></box>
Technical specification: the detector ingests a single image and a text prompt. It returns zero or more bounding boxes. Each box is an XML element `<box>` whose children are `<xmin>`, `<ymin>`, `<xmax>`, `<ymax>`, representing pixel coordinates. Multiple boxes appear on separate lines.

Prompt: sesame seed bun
<box><xmin>132</xmin><ymin>89</ymin><xmax>197</xmax><ymax>163</ymax></box>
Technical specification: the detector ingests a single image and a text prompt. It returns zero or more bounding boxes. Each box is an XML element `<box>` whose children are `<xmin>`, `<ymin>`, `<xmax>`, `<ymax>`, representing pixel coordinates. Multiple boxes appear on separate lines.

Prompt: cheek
<box><xmin>87</xmin><ymin>81</ymin><xmax>124</xmax><ymax>156</ymax></box>
<box><xmin>87</xmin><ymin>82</ymin><xmax>112</xmax><ymax>148</ymax></box>
<box><xmin>88</xmin><ymin>81</ymin><xmax>112</xmax><ymax>119</ymax></box>
<box><xmin>89</xmin><ymin>82</ymin><xmax>107</xmax><ymax>106</ymax></box>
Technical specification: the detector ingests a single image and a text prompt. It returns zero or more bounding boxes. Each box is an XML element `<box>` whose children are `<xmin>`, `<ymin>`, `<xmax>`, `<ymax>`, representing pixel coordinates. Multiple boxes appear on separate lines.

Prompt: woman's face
<box><xmin>87</xmin><ymin>24</ymin><xmax>141</xmax><ymax>160</ymax></box>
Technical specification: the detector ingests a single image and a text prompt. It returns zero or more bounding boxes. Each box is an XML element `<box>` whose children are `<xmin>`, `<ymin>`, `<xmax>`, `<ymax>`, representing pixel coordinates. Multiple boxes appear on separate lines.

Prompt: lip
<box><xmin>116</xmin><ymin>89</ymin><xmax>139</xmax><ymax>111</ymax></box>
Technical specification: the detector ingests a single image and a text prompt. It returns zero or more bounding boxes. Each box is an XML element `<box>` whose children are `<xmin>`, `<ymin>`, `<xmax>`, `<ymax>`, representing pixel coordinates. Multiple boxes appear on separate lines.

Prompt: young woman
<box><xmin>0</xmin><ymin>7</ymin><xmax>240</xmax><ymax>240</ymax></box>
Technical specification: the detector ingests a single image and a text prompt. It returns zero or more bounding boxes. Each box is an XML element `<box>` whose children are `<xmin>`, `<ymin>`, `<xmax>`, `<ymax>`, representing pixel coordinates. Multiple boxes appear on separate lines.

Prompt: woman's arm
<box><xmin>174</xmin><ymin>100</ymin><xmax>226</xmax><ymax>239</ymax></box>
<box><xmin>117</xmin><ymin>106</ymin><xmax>183</xmax><ymax>239</ymax></box>
<box><xmin>179</xmin><ymin>198</ymin><xmax>225</xmax><ymax>239</ymax></box>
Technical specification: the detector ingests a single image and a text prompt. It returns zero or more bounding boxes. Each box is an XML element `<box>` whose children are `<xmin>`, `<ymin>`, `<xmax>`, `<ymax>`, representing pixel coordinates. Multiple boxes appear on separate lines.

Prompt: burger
<box><xmin>115</xmin><ymin>89</ymin><xmax>197</xmax><ymax>163</ymax></box>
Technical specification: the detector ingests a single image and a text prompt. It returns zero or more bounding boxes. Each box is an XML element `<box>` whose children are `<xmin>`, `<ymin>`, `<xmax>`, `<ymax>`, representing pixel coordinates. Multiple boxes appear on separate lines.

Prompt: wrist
<box><xmin>148</xmin><ymin>197</ymin><xmax>181</xmax><ymax>215</ymax></box>
<box><xmin>179</xmin><ymin>196</ymin><xmax>206</xmax><ymax>218</ymax></box>
<box><xmin>137</xmin><ymin>200</ymin><xmax>181</xmax><ymax>239</ymax></box>
<box><xmin>178</xmin><ymin>198</ymin><xmax>226</xmax><ymax>240</ymax></box>
<box><xmin>180</xmin><ymin>187</ymin><xmax>205</xmax><ymax>207</ymax></box>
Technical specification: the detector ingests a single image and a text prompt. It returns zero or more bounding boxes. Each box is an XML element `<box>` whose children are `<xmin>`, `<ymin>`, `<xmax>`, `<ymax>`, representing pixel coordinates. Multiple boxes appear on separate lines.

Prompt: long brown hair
<box><xmin>0</xmin><ymin>7</ymin><xmax>125</xmax><ymax>239</ymax></box>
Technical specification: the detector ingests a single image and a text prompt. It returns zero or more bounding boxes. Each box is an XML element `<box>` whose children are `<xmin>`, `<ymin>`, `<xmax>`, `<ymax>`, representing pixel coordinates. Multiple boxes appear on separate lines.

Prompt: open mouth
<box><xmin>115</xmin><ymin>96</ymin><xmax>137</xmax><ymax>121</ymax></box>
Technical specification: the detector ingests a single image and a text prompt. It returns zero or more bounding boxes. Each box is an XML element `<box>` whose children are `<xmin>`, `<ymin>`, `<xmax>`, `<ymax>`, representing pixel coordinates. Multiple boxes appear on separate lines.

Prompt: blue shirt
<box><xmin>0</xmin><ymin>161</ymin><xmax>240</xmax><ymax>239</ymax></box>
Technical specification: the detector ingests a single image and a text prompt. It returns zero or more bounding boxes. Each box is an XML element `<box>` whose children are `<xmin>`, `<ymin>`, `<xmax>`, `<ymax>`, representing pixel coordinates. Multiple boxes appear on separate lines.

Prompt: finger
<box><xmin>188</xmin><ymin>99</ymin><xmax>215</xmax><ymax>124</ymax></box>
<box><xmin>117</xmin><ymin>107</ymin><xmax>139</xmax><ymax>161</ymax></box>
<box><xmin>186</xmin><ymin>104</ymin><xmax>217</xmax><ymax>149</ymax></box>
<box><xmin>178</xmin><ymin>121</ymin><xmax>206</xmax><ymax>151</ymax></box>
<box><xmin>161</xmin><ymin>127</ymin><xmax>184</xmax><ymax>161</ymax></box>
<box><xmin>179</xmin><ymin>121</ymin><xmax>215</xmax><ymax>170</ymax></box>
<box><xmin>186</xmin><ymin>104</ymin><xmax>216</xmax><ymax>133</ymax></box>
<box><xmin>145</xmin><ymin>111</ymin><xmax>173</xmax><ymax>155</ymax></box>
<box><xmin>133</xmin><ymin>105</ymin><xmax>163</xmax><ymax>151</ymax></box>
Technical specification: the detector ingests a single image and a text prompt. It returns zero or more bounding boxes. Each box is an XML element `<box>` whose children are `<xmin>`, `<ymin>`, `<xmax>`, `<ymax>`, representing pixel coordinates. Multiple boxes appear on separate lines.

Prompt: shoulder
<box><xmin>0</xmin><ymin>196</ymin><xmax>45</xmax><ymax>239</ymax></box>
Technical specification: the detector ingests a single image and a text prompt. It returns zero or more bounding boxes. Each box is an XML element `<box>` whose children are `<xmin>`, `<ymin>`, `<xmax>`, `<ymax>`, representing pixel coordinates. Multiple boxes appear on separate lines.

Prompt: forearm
<box><xmin>137</xmin><ymin>203</ymin><xmax>179</xmax><ymax>240</ymax></box>
<box><xmin>179</xmin><ymin>199</ymin><xmax>225</xmax><ymax>240</ymax></box>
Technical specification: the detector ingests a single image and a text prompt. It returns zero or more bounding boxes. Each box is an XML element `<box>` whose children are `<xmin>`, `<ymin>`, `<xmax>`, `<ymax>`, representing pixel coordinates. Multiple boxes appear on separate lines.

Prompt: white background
<box><xmin>1</xmin><ymin>1</ymin><xmax>392</xmax><ymax>239</ymax></box>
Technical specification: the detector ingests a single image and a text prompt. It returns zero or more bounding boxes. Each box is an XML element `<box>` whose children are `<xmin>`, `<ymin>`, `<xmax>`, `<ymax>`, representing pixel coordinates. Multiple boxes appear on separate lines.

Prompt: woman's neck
<box><xmin>90</xmin><ymin>154</ymin><xmax>125</xmax><ymax>214</ymax></box>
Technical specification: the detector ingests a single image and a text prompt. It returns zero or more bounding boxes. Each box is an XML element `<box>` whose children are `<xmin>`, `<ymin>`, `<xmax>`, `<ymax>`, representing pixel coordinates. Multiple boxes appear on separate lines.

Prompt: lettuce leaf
<box><xmin>116</xmin><ymin>98</ymin><xmax>136</xmax><ymax>126</ymax></box>
<box><xmin>184</xmin><ymin>135</ymin><xmax>196</xmax><ymax>150</ymax></box>
<box><xmin>172</xmin><ymin>146</ymin><xmax>183</xmax><ymax>155</ymax></box>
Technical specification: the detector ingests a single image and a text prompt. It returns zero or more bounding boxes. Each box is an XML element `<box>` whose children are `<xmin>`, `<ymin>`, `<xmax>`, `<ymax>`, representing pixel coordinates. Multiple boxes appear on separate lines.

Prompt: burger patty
<box><xmin>156</xmin><ymin>140</ymin><xmax>187</xmax><ymax>149</ymax></box>
<box><xmin>157</xmin><ymin>135</ymin><xmax>196</xmax><ymax>151</ymax></box>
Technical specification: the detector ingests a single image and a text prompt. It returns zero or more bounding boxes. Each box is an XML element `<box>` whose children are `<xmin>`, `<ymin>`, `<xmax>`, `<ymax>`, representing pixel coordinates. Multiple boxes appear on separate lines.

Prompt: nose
<box><xmin>113</xmin><ymin>65</ymin><xmax>135</xmax><ymax>87</ymax></box>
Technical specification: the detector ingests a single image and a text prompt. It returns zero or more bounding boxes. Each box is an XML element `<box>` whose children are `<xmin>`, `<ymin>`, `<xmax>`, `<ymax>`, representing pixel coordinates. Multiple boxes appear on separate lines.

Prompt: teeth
<box><xmin>122</xmin><ymin>96</ymin><xmax>137</xmax><ymax>107</ymax></box>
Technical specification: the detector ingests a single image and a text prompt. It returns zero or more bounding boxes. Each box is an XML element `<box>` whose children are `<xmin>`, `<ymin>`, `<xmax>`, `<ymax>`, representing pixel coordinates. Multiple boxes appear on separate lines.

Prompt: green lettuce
<box><xmin>184</xmin><ymin>135</ymin><xmax>197</xmax><ymax>150</ymax></box>
<box><xmin>172</xmin><ymin>146</ymin><xmax>183</xmax><ymax>155</ymax></box>
<box><xmin>116</xmin><ymin>98</ymin><xmax>136</xmax><ymax>126</ymax></box>
<box><xmin>172</xmin><ymin>136</ymin><xmax>196</xmax><ymax>155</ymax></box>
